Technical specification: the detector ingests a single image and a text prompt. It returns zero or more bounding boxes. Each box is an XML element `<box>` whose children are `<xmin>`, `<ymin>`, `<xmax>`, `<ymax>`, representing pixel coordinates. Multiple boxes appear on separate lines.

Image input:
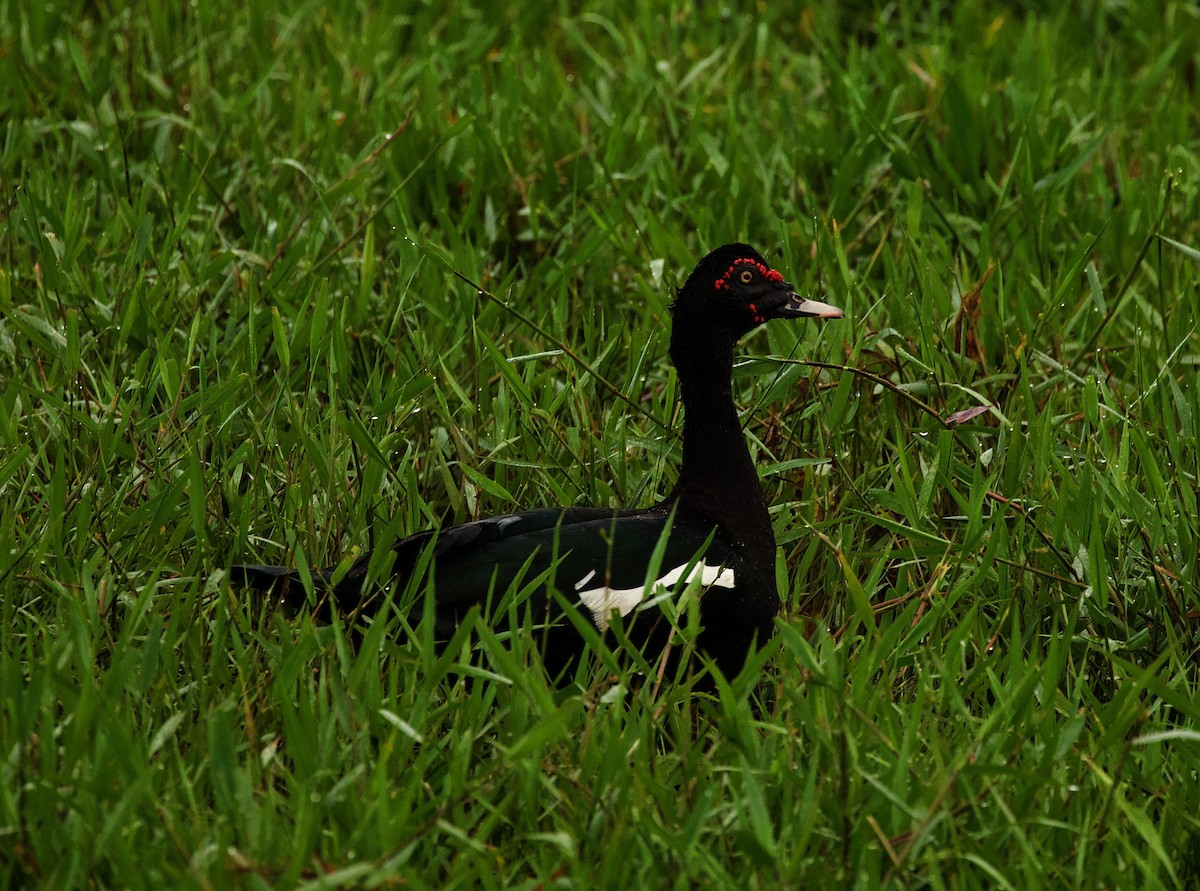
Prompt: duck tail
<box><xmin>229</xmin><ymin>563</ymin><xmax>303</xmax><ymax>591</ymax></box>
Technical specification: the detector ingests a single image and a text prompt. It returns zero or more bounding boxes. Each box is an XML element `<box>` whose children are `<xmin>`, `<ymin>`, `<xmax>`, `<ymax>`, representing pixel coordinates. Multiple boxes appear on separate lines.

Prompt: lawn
<box><xmin>3</xmin><ymin>0</ymin><xmax>1200</xmax><ymax>887</ymax></box>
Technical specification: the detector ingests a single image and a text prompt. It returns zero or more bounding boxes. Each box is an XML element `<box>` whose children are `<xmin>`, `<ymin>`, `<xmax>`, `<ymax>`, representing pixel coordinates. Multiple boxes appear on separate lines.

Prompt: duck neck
<box><xmin>669</xmin><ymin>341</ymin><xmax>775</xmax><ymax>558</ymax></box>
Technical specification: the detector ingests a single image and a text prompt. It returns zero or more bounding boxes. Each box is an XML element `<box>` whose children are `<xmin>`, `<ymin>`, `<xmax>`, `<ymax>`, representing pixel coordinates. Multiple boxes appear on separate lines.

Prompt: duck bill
<box><xmin>774</xmin><ymin>293</ymin><xmax>843</xmax><ymax>319</ymax></box>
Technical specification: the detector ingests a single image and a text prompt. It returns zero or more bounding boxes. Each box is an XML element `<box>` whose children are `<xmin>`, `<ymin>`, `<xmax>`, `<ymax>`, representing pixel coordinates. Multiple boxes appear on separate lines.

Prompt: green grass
<box><xmin>3</xmin><ymin>0</ymin><xmax>1200</xmax><ymax>886</ymax></box>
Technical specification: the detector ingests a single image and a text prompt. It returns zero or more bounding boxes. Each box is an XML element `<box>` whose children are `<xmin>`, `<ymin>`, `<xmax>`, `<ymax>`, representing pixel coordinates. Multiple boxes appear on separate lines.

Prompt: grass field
<box><xmin>4</xmin><ymin>0</ymin><xmax>1200</xmax><ymax>887</ymax></box>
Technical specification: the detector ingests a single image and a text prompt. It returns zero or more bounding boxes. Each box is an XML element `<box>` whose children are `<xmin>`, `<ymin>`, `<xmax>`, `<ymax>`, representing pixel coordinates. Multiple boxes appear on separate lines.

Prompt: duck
<box><xmin>231</xmin><ymin>244</ymin><xmax>842</xmax><ymax>680</ymax></box>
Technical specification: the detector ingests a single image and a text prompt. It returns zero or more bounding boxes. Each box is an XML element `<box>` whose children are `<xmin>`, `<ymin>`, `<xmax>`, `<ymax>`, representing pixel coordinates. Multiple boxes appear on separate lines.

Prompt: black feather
<box><xmin>229</xmin><ymin>244</ymin><xmax>840</xmax><ymax>680</ymax></box>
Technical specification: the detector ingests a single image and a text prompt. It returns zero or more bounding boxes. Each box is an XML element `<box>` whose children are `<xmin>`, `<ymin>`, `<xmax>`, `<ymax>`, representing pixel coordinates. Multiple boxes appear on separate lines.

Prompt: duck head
<box><xmin>670</xmin><ymin>243</ymin><xmax>842</xmax><ymax>366</ymax></box>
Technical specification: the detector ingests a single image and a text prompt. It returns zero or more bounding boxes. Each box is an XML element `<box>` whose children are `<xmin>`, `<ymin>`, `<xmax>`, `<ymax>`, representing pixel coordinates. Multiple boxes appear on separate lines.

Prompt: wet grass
<box><xmin>3</xmin><ymin>1</ymin><xmax>1200</xmax><ymax>887</ymax></box>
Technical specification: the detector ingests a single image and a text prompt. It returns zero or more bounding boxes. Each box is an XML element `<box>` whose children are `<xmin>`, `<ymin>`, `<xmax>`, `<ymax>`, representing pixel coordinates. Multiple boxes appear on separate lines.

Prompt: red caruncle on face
<box><xmin>712</xmin><ymin>256</ymin><xmax>784</xmax><ymax>291</ymax></box>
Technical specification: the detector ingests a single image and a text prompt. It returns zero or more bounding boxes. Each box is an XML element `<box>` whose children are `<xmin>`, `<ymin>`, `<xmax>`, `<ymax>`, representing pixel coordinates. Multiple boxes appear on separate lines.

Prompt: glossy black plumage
<box><xmin>231</xmin><ymin>243</ymin><xmax>841</xmax><ymax>679</ymax></box>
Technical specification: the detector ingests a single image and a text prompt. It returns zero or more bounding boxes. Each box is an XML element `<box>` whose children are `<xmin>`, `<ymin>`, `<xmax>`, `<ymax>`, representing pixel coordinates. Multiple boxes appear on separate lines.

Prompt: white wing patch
<box><xmin>577</xmin><ymin>561</ymin><xmax>735</xmax><ymax>632</ymax></box>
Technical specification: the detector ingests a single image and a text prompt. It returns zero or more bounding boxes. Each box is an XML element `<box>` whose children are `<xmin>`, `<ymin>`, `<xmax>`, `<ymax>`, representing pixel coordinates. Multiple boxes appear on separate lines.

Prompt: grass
<box><xmin>3</xmin><ymin>0</ymin><xmax>1200</xmax><ymax>886</ymax></box>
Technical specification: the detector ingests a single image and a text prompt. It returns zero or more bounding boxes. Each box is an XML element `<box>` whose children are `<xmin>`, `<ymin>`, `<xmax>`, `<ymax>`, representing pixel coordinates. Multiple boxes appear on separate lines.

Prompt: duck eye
<box><xmin>738</xmin><ymin>269</ymin><xmax>754</xmax><ymax>284</ymax></box>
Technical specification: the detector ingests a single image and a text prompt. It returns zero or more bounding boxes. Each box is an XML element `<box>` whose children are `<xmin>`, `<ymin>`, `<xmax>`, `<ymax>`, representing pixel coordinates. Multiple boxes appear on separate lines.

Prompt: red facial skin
<box><xmin>712</xmin><ymin>257</ymin><xmax>784</xmax><ymax>325</ymax></box>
